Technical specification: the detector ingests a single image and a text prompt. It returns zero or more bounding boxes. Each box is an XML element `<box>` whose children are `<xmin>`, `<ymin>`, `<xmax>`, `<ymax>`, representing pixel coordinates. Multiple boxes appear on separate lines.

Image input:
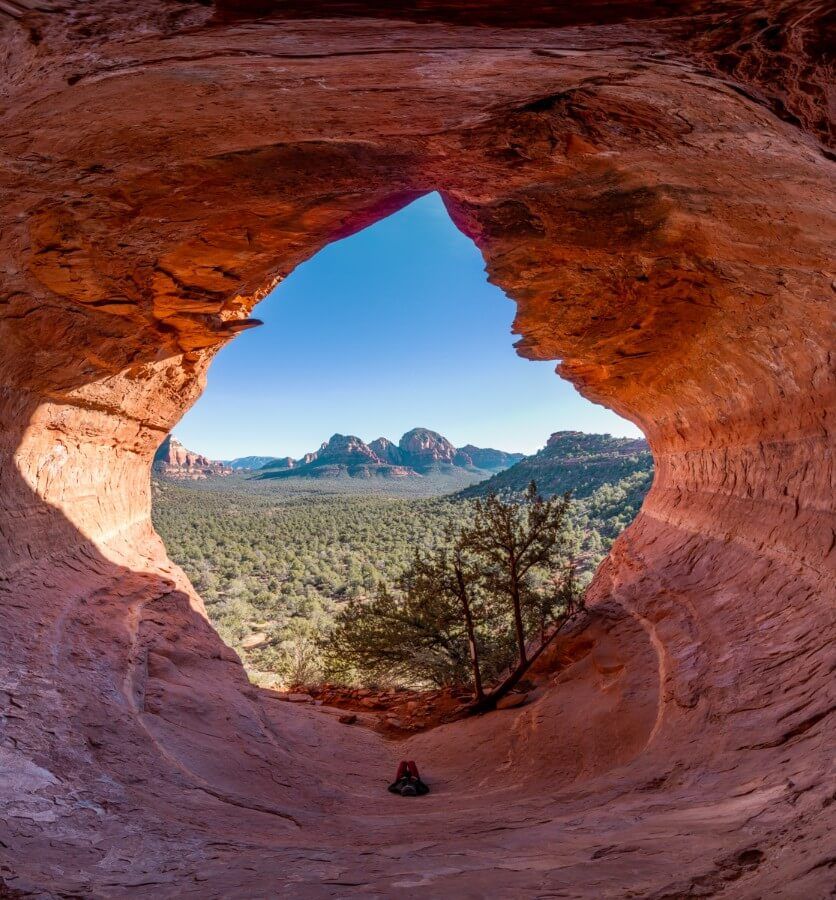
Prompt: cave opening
<box><xmin>150</xmin><ymin>190</ymin><xmax>652</xmax><ymax>718</ymax></box>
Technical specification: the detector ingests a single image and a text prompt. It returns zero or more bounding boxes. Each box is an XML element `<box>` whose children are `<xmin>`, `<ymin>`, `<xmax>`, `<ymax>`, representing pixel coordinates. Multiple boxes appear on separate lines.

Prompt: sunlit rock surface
<box><xmin>153</xmin><ymin>435</ymin><xmax>232</xmax><ymax>479</ymax></box>
<box><xmin>258</xmin><ymin>428</ymin><xmax>523</xmax><ymax>478</ymax></box>
<box><xmin>0</xmin><ymin>1</ymin><xmax>833</xmax><ymax>896</ymax></box>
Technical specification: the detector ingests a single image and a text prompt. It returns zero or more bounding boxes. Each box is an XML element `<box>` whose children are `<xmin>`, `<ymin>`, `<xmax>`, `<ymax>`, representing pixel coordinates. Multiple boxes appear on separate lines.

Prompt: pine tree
<box><xmin>407</xmin><ymin>539</ymin><xmax>488</xmax><ymax>702</ymax></box>
<box><xmin>460</xmin><ymin>481</ymin><xmax>573</xmax><ymax>671</ymax></box>
<box><xmin>323</xmin><ymin>552</ymin><xmax>473</xmax><ymax>689</ymax></box>
<box><xmin>323</xmin><ymin>482</ymin><xmax>582</xmax><ymax>705</ymax></box>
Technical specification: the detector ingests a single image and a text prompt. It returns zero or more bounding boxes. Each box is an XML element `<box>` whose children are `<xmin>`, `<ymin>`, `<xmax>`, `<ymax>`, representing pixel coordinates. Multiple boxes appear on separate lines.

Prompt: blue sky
<box><xmin>175</xmin><ymin>193</ymin><xmax>641</xmax><ymax>459</ymax></box>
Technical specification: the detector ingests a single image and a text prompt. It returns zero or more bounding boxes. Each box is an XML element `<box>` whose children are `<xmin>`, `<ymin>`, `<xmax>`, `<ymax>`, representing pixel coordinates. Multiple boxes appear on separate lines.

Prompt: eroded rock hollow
<box><xmin>1</xmin><ymin>2</ymin><xmax>834</xmax><ymax>896</ymax></box>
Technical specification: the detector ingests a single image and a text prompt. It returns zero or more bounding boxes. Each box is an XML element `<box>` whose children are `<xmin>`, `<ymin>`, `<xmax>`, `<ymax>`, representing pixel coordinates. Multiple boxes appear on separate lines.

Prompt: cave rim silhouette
<box><xmin>170</xmin><ymin>188</ymin><xmax>644</xmax><ymax>462</ymax></box>
<box><xmin>147</xmin><ymin>183</ymin><xmax>660</xmax><ymax>743</ymax></box>
<box><xmin>1</xmin><ymin>3</ymin><xmax>834</xmax><ymax>896</ymax></box>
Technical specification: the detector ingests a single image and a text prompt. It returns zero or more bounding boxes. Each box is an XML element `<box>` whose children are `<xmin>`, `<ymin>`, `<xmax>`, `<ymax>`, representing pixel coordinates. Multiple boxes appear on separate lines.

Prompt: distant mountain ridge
<box><xmin>457</xmin><ymin>431</ymin><xmax>652</xmax><ymax>500</ymax></box>
<box><xmin>154</xmin><ymin>431</ymin><xmax>650</xmax><ymax>497</ymax></box>
<box><xmin>258</xmin><ymin>427</ymin><xmax>524</xmax><ymax>481</ymax></box>
<box><xmin>222</xmin><ymin>455</ymin><xmax>281</xmax><ymax>471</ymax></box>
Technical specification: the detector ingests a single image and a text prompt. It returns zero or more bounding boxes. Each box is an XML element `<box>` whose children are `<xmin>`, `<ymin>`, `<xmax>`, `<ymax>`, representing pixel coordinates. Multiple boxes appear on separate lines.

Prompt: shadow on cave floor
<box><xmin>2</xmin><ymin>419</ymin><xmax>833</xmax><ymax>896</ymax></box>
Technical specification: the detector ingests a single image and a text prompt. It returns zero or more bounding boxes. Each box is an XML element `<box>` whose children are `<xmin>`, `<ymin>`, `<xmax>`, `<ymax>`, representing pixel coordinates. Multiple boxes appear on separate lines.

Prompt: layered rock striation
<box><xmin>0</xmin><ymin>1</ymin><xmax>833</xmax><ymax>896</ymax></box>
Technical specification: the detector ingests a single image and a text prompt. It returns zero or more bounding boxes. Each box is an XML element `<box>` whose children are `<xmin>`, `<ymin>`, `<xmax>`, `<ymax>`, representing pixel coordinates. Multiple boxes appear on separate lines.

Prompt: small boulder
<box><xmin>241</xmin><ymin>632</ymin><xmax>268</xmax><ymax>650</ymax></box>
<box><xmin>338</xmin><ymin>713</ymin><xmax>357</xmax><ymax>725</ymax></box>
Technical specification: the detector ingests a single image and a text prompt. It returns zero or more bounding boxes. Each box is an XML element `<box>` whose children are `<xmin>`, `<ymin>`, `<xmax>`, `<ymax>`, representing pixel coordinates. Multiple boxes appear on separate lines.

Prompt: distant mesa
<box><xmin>399</xmin><ymin>427</ymin><xmax>461</xmax><ymax>469</ymax></box>
<box><xmin>368</xmin><ymin>436</ymin><xmax>402</xmax><ymax>466</ymax></box>
<box><xmin>458</xmin><ymin>431</ymin><xmax>651</xmax><ymax>500</ymax></box>
<box><xmin>268</xmin><ymin>432</ymin><xmax>418</xmax><ymax>479</ymax></box>
<box><xmin>257</xmin><ymin>427</ymin><xmax>525</xmax><ymax>481</ymax></box>
<box><xmin>152</xmin><ymin>429</ymin><xmax>648</xmax><ymax>494</ymax></box>
<box><xmin>457</xmin><ymin>443</ymin><xmax>526</xmax><ymax>472</ymax></box>
<box><xmin>153</xmin><ymin>435</ymin><xmax>232</xmax><ymax>480</ymax></box>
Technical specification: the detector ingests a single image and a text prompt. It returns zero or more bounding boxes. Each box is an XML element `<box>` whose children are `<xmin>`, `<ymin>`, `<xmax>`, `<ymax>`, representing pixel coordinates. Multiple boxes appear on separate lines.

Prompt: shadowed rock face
<box><xmin>0</xmin><ymin>1</ymin><xmax>833</xmax><ymax>896</ymax></box>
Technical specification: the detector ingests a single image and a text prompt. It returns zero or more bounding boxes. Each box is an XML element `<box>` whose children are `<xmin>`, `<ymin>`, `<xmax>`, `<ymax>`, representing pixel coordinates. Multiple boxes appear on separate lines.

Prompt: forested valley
<box><xmin>152</xmin><ymin>442</ymin><xmax>651</xmax><ymax>689</ymax></box>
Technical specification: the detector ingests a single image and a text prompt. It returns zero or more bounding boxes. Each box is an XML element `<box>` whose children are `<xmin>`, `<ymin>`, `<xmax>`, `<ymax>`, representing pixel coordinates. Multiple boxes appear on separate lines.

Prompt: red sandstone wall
<box><xmin>0</xmin><ymin>2</ymin><xmax>833</xmax><ymax>895</ymax></box>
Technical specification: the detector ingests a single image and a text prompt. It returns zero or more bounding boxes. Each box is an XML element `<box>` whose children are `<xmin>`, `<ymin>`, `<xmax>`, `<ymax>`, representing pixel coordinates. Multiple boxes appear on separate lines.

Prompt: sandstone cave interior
<box><xmin>1</xmin><ymin>2</ymin><xmax>833</xmax><ymax>898</ymax></box>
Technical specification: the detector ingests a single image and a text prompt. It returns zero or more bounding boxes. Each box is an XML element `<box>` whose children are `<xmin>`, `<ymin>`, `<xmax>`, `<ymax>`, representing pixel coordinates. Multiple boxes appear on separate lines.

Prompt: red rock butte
<box><xmin>1</xmin><ymin>2</ymin><xmax>834</xmax><ymax>896</ymax></box>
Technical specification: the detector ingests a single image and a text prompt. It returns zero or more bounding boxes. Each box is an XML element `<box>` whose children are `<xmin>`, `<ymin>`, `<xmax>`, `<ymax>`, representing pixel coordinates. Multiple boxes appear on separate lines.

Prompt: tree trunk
<box><xmin>467</xmin><ymin>609</ymin><xmax>582</xmax><ymax>714</ymax></box>
<box><xmin>455</xmin><ymin>563</ymin><xmax>484</xmax><ymax>703</ymax></box>
<box><xmin>510</xmin><ymin>571</ymin><xmax>527</xmax><ymax>667</ymax></box>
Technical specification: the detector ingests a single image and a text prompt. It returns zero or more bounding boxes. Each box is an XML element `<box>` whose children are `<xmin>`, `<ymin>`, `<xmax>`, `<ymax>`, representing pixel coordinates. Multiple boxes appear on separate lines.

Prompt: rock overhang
<box><xmin>0</xmin><ymin>1</ymin><xmax>833</xmax><ymax>895</ymax></box>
